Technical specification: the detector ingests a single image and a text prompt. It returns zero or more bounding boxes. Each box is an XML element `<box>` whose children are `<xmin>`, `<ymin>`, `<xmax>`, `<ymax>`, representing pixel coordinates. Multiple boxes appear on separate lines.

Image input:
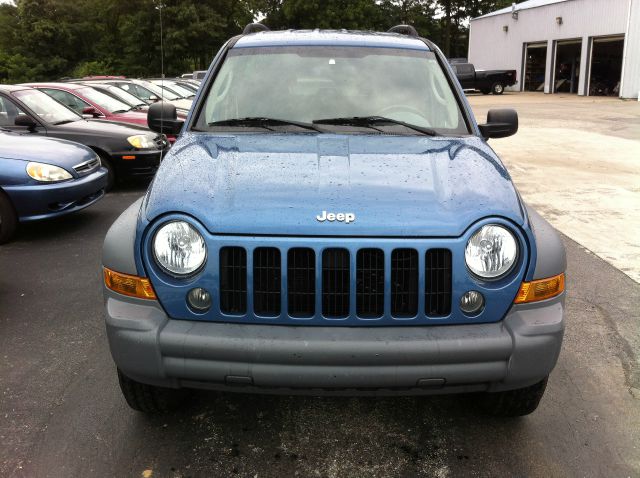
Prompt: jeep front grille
<box><xmin>322</xmin><ymin>248</ymin><xmax>350</xmax><ymax>318</ymax></box>
<box><xmin>287</xmin><ymin>248</ymin><xmax>315</xmax><ymax>317</ymax></box>
<box><xmin>425</xmin><ymin>249</ymin><xmax>452</xmax><ymax>317</ymax></box>
<box><xmin>219</xmin><ymin>247</ymin><xmax>247</xmax><ymax>315</ymax></box>
<box><xmin>253</xmin><ymin>247</ymin><xmax>280</xmax><ymax>316</ymax></box>
<box><xmin>216</xmin><ymin>245</ymin><xmax>452</xmax><ymax>321</ymax></box>
<box><xmin>356</xmin><ymin>248</ymin><xmax>384</xmax><ymax>318</ymax></box>
<box><xmin>391</xmin><ymin>248</ymin><xmax>419</xmax><ymax>317</ymax></box>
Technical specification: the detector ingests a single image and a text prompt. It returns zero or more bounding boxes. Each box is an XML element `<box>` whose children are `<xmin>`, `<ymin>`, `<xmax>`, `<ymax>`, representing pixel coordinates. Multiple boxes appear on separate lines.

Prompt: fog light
<box><xmin>460</xmin><ymin>290</ymin><xmax>484</xmax><ymax>315</ymax></box>
<box><xmin>187</xmin><ymin>287</ymin><xmax>211</xmax><ymax>312</ymax></box>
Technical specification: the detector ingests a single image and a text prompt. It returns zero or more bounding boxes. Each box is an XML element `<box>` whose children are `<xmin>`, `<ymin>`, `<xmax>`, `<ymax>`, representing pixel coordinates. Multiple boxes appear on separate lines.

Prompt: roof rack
<box><xmin>243</xmin><ymin>23</ymin><xmax>270</xmax><ymax>34</ymax></box>
<box><xmin>387</xmin><ymin>25</ymin><xmax>419</xmax><ymax>37</ymax></box>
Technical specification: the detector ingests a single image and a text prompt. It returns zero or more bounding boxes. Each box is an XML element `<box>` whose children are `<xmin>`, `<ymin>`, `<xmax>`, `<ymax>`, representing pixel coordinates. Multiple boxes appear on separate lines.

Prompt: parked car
<box><xmin>79</xmin><ymin>81</ymin><xmax>188</xmax><ymax>122</ymax></box>
<box><xmin>192</xmin><ymin>70</ymin><xmax>207</xmax><ymax>81</ymax></box>
<box><xmin>80</xmin><ymin>82</ymin><xmax>149</xmax><ymax>112</ymax></box>
<box><xmin>173</xmin><ymin>80</ymin><xmax>199</xmax><ymax>94</ymax></box>
<box><xmin>147</xmin><ymin>79</ymin><xmax>195</xmax><ymax>102</ymax></box>
<box><xmin>181</xmin><ymin>73</ymin><xmax>193</xmax><ymax>79</ymax></box>
<box><xmin>0</xmin><ymin>85</ymin><xmax>169</xmax><ymax>190</ymax></box>
<box><xmin>89</xmin><ymin>79</ymin><xmax>192</xmax><ymax>111</ymax></box>
<box><xmin>103</xmin><ymin>25</ymin><xmax>566</xmax><ymax>417</ymax></box>
<box><xmin>180</xmin><ymin>79</ymin><xmax>201</xmax><ymax>90</ymax></box>
<box><xmin>0</xmin><ymin>130</ymin><xmax>107</xmax><ymax>243</ymax></box>
<box><xmin>22</xmin><ymin>82</ymin><xmax>150</xmax><ymax>128</ymax></box>
<box><xmin>451</xmin><ymin>62</ymin><xmax>517</xmax><ymax>94</ymax></box>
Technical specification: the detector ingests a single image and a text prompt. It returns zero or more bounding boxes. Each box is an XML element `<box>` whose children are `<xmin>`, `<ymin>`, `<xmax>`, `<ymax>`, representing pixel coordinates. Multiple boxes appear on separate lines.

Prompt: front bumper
<box><xmin>105</xmin><ymin>288</ymin><xmax>565</xmax><ymax>395</ymax></box>
<box><xmin>5</xmin><ymin>168</ymin><xmax>107</xmax><ymax>222</ymax></box>
<box><xmin>111</xmin><ymin>149</ymin><xmax>165</xmax><ymax>178</ymax></box>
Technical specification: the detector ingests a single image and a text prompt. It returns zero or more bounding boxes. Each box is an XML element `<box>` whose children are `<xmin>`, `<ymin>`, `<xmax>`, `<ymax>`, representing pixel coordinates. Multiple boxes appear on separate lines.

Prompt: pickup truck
<box><xmin>451</xmin><ymin>62</ymin><xmax>517</xmax><ymax>95</ymax></box>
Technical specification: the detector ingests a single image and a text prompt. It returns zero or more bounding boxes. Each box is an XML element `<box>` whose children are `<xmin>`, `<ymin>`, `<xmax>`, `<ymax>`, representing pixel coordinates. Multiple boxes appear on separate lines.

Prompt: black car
<box><xmin>0</xmin><ymin>85</ymin><xmax>169</xmax><ymax>190</ymax></box>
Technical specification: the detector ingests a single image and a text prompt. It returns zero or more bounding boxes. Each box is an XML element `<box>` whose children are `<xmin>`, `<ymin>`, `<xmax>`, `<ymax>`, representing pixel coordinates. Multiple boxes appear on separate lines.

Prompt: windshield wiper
<box><xmin>208</xmin><ymin>117</ymin><xmax>324</xmax><ymax>132</ymax></box>
<box><xmin>111</xmin><ymin>109</ymin><xmax>129</xmax><ymax>114</ymax></box>
<box><xmin>313</xmin><ymin>116</ymin><xmax>439</xmax><ymax>136</ymax></box>
<box><xmin>54</xmin><ymin>119</ymin><xmax>76</xmax><ymax>125</ymax></box>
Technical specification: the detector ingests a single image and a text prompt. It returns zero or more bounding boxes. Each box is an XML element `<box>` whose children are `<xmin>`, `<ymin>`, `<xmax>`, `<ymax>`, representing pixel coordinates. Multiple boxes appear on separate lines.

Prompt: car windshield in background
<box><xmin>78</xmin><ymin>87</ymin><xmax>131</xmax><ymax>113</ymax></box>
<box><xmin>102</xmin><ymin>86</ymin><xmax>146</xmax><ymax>107</ymax></box>
<box><xmin>195</xmin><ymin>46</ymin><xmax>468</xmax><ymax>135</ymax></box>
<box><xmin>13</xmin><ymin>89</ymin><xmax>80</xmax><ymax>124</ymax></box>
<box><xmin>152</xmin><ymin>80</ymin><xmax>194</xmax><ymax>98</ymax></box>
<box><xmin>138</xmin><ymin>81</ymin><xmax>179</xmax><ymax>101</ymax></box>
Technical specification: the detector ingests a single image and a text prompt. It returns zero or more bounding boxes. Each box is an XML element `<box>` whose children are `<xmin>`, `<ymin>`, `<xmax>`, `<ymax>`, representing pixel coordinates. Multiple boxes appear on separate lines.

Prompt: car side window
<box><xmin>41</xmin><ymin>89</ymin><xmax>89</xmax><ymax>115</ymax></box>
<box><xmin>0</xmin><ymin>95</ymin><xmax>27</xmax><ymax>127</ymax></box>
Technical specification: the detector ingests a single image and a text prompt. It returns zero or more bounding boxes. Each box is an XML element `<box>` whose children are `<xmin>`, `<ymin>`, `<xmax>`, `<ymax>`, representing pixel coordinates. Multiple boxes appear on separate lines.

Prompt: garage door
<box><xmin>588</xmin><ymin>36</ymin><xmax>625</xmax><ymax>96</ymax></box>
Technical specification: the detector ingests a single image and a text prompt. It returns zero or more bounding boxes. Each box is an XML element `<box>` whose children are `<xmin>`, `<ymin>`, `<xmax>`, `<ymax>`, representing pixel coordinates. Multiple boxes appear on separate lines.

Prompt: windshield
<box><xmin>13</xmin><ymin>89</ymin><xmax>80</xmax><ymax>124</ymax></box>
<box><xmin>195</xmin><ymin>46</ymin><xmax>468</xmax><ymax>135</ymax></box>
<box><xmin>78</xmin><ymin>87</ymin><xmax>131</xmax><ymax>113</ymax></box>
<box><xmin>152</xmin><ymin>80</ymin><xmax>194</xmax><ymax>98</ymax></box>
<box><xmin>137</xmin><ymin>80</ymin><xmax>179</xmax><ymax>100</ymax></box>
<box><xmin>103</xmin><ymin>85</ymin><xmax>146</xmax><ymax>106</ymax></box>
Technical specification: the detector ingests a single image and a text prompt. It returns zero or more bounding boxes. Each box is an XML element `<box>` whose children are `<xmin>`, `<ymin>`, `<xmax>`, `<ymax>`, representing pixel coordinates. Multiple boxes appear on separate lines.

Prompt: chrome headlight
<box><xmin>26</xmin><ymin>162</ymin><xmax>72</xmax><ymax>182</ymax></box>
<box><xmin>465</xmin><ymin>224</ymin><xmax>518</xmax><ymax>280</ymax></box>
<box><xmin>153</xmin><ymin>221</ymin><xmax>207</xmax><ymax>276</ymax></box>
<box><xmin>127</xmin><ymin>134</ymin><xmax>156</xmax><ymax>149</ymax></box>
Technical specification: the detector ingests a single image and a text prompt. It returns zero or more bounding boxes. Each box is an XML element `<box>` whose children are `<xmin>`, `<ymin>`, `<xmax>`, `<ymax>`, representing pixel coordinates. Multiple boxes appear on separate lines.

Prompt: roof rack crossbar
<box><xmin>243</xmin><ymin>23</ymin><xmax>270</xmax><ymax>35</ymax></box>
<box><xmin>388</xmin><ymin>25</ymin><xmax>419</xmax><ymax>37</ymax></box>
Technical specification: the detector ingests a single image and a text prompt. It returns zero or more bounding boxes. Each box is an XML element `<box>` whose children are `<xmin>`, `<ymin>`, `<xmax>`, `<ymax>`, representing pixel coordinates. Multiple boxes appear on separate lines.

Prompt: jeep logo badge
<box><xmin>316</xmin><ymin>211</ymin><xmax>356</xmax><ymax>224</ymax></box>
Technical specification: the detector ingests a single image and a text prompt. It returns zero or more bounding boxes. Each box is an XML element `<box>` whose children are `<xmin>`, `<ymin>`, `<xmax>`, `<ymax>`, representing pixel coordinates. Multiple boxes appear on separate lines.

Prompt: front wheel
<box><xmin>0</xmin><ymin>191</ymin><xmax>17</xmax><ymax>245</ymax></box>
<box><xmin>481</xmin><ymin>377</ymin><xmax>548</xmax><ymax>417</ymax></box>
<box><xmin>117</xmin><ymin>369</ymin><xmax>189</xmax><ymax>414</ymax></box>
<box><xmin>492</xmin><ymin>82</ymin><xmax>505</xmax><ymax>95</ymax></box>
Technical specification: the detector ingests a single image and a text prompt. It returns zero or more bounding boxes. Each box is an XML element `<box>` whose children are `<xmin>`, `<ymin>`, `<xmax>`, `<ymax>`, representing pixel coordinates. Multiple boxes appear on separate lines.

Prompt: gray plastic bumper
<box><xmin>105</xmin><ymin>288</ymin><xmax>564</xmax><ymax>395</ymax></box>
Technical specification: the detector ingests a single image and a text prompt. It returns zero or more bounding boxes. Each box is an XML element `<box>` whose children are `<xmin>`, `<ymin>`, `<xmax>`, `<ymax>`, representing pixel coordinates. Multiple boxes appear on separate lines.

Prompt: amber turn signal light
<box><xmin>514</xmin><ymin>273</ymin><xmax>565</xmax><ymax>304</ymax></box>
<box><xmin>103</xmin><ymin>267</ymin><xmax>156</xmax><ymax>300</ymax></box>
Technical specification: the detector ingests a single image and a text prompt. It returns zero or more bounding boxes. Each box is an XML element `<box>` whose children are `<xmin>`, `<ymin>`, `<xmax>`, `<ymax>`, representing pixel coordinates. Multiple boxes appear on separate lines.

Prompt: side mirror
<box><xmin>149</xmin><ymin>95</ymin><xmax>159</xmax><ymax>102</ymax></box>
<box><xmin>478</xmin><ymin>109</ymin><xmax>518</xmax><ymax>139</ymax></box>
<box><xmin>82</xmin><ymin>106</ymin><xmax>101</xmax><ymax>118</ymax></box>
<box><xmin>148</xmin><ymin>101</ymin><xmax>184</xmax><ymax>135</ymax></box>
<box><xmin>14</xmin><ymin>114</ymin><xmax>37</xmax><ymax>131</ymax></box>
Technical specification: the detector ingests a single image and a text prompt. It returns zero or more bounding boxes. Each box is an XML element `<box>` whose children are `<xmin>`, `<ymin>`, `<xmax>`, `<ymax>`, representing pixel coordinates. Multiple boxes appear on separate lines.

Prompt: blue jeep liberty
<box><xmin>103</xmin><ymin>24</ymin><xmax>566</xmax><ymax>417</ymax></box>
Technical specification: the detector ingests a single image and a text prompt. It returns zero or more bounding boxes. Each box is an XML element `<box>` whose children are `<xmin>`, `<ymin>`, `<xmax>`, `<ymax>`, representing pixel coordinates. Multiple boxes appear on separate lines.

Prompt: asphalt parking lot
<box><xmin>1</xmin><ymin>94</ymin><xmax>639</xmax><ymax>478</ymax></box>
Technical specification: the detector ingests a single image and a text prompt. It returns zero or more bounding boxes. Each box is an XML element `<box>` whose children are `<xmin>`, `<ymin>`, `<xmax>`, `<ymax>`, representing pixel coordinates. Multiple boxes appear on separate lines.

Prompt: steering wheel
<box><xmin>376</xmin><ymin>104</ymin><xmax>431</xmax><ymax>125</ymax></box>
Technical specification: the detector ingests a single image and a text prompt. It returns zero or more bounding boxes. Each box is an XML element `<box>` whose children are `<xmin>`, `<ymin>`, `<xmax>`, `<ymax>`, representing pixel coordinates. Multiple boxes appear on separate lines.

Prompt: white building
<box><xmin>468</xmin><ymin>0</ymin><xmax>640</xmax><ymax>98</ymax></box>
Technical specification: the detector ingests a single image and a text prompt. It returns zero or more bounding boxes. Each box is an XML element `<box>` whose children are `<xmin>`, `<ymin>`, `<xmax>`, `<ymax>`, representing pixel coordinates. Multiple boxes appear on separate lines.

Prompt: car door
<box><xmin>457</xmin><ymin>64</ymin><xmax>476</xmax><ymax>89</ymax></box>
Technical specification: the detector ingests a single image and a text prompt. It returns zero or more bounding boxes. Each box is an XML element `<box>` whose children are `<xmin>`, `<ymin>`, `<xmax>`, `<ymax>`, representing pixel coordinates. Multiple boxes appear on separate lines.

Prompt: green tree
<box><xmin>0</xmin><ymin>0</ymin><xmax>523</xmax><ymax>83</ymax></box>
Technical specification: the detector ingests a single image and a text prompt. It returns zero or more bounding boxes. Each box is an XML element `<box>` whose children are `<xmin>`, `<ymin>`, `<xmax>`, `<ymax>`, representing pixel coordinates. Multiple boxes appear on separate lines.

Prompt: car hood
<box><xmin>55</xmin><ymin>118</ymin><xmax>152</xmax><ymax>136</ymax></box>
<box><xmin>109</xmin><ymin>110</ymin><xmax>148</xmax><ymax>125</ymax></box>
<box><xmin>144</xmin><ymin>133</ymin><xmax>525</xmax><ymax>237</ymax></box>
<box><xmin>0</xmin><ymin>131</ymin><xmax>96</xmax><ymax>170</ymax></box>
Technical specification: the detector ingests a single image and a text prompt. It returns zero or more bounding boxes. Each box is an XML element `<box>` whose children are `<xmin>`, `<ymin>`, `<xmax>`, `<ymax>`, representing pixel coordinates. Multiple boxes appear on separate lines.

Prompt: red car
<box><xmin>22</xmin><ymin>82</ymin><xmax>150</xmax><ymax>129</ymax></box>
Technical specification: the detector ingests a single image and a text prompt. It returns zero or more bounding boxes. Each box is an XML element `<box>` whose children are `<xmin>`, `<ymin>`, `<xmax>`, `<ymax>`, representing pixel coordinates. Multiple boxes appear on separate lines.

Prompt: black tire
<box><xmin>100</xmin><ymin>155</ymin><xmax>116</xmax><ymax>192</ymax></box>
<box><xmin>481</xmin><ymin>377</ymin><xmax>548</xmax><ymax>417</ymax></box>
<box><xmin>117</xmin><ymin>369</ymin><xmax>188</xmax><ymax>414</ymax></box>
<box><xmin>0</xmin><ymin>190</ymin><xmax>18</xmax><ymax>245</ymax></box>
<box><xmin>491</xmin><ymin>82</ymin><xmax>505</xmax><ymax>95</ymax></box>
